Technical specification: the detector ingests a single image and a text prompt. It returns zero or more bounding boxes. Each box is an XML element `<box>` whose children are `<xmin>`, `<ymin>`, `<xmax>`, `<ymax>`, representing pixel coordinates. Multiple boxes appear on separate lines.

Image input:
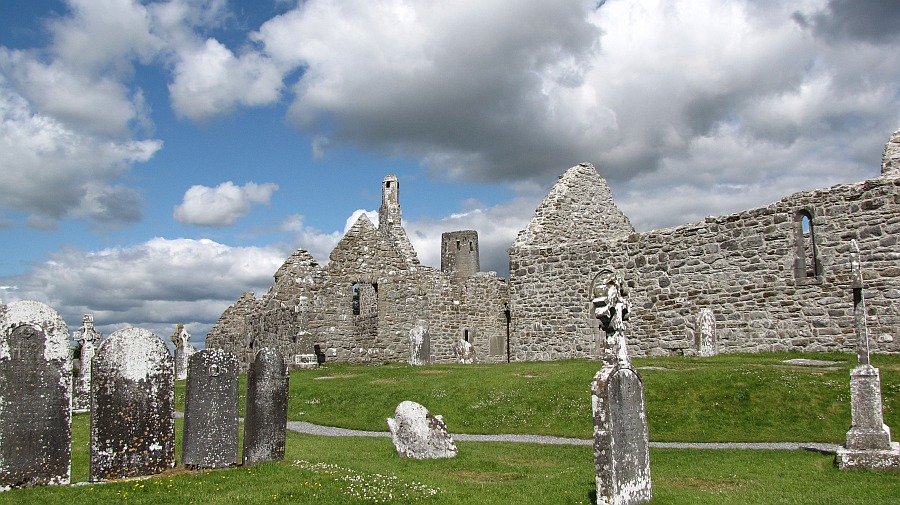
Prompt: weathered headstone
<box><xmin>90</xmin><ymin>327</ymin><xmax>175</xmax><ymax>481</ymax></box>
<box><xmin>182</xmin><ymin>349</ymin><xmax>239</xmax><ymax>469</ymax></box>
<box><xmin>453</xmin><ymin>339</ymin><xmax>475</xmax><ymax>364</ymax></box>
<box><xmin>0</xmin><ymin>300</ymin><xmax>72</xmax><ymax>488</ymax></box>
<box><xmin>836</xmin><ymin>240</ymin><xmax>900</xmax><ymax>470</ymax></box>
<box><xmin>695</xmin><ymin>308</ymin><xmax>717</xmax><ymax>357</ymax></box>
<box><xmin>243</xmin><ymin>348</ymin><xmax>289</xmax><ymax>466</ymax></box>
<box><xmin>590</xmin><ymin>270</ymin><xmax>651</xmax><ymax>505</ymax></box>
<box><xmin>171</xmin><ymin>323</ymin><xmax>196</xmax><ymax>381</ymax></box>
<box><xmin>72</xmin><ymin>314</ymin><xmax>102</xmax><ymax>411</ymax></box>
<box><xmin>292</xmin><ymin>353</ymin><xmax>319</xmax><ymax>369</ymax></box>
<box><xmin>387</xmin><ymin>401</ymin><xmax>457</xmax><ymax>459</ymax></box>
<box><xmin>409</xmin><ymin>319</ymin><xmax>430</xmax><ymax>365</ymax></box>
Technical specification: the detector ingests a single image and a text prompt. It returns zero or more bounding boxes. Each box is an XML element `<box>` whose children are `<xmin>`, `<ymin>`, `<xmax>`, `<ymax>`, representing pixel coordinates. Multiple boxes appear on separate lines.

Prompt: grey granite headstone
<box><xmin>0</xmin><ymin>301</ymin><xmax>72</xmax><ymax>488</ymax></box>
<box><xmin>242</xmin><ymin>348</ymin><xmax>288</xmax><ymax>466</ymax></box>
<box><xmin>182</xmin><ymin>349</ymin><xmax>239</xmax><ymax>469</ymax></box>
<box><xmin>696</xmin><ymin>308</ymin><xmax>717</xmax><ymax>357</ymax></box>
<box><xmin>387</xmin><ymin>401</ymin><xmax>457</xmax><ymax>459</ymax></box>
<box><xmin>409</xmin><ymin>320</ymin><xmax>430</xmax><ymax>365</ymax></box>
<box><xmin>90</xmin><ymin>327</ymin><xmax>175</xmax><ymax>481</ymax></box>
<box><xmin>72</xmin><ymin>314</ymin><xmax>102</xmax><ymax>411</ymax></box>
<box><xmin>591</xmin><ymin>269</ymin><xmax>651</xmax><ymax>504</ymax></box>
<box><xmin>836</xmin><ymin>240</ymin><xmax>900</xmax><ymax>470</ymax></box>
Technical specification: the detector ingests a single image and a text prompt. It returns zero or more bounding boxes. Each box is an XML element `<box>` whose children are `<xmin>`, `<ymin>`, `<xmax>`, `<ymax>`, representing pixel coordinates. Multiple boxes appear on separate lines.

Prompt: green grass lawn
<box><xmin>5</xmin><ymin>352</ymin><xmax>900</xmax><ymax>504</ymax></box>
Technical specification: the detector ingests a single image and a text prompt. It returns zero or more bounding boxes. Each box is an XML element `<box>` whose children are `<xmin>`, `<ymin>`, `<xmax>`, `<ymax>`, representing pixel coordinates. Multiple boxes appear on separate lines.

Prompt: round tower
<box><xmin>441</xmin><ymin>230</ymin><xmax>480</xmax><ymax>279</ymax></box>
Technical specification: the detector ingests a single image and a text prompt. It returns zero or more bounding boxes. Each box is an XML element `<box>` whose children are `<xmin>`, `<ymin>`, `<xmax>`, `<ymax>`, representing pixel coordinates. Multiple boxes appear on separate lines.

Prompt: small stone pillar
<box><xmin>171</xmin><ymin>323</ymin><xmax>196</xmax><ymax>380</ymax></box>
<box><xmin>72</xmin><ymin>314</ymin><xmax>102</xmax><ymax>411</ymax></box>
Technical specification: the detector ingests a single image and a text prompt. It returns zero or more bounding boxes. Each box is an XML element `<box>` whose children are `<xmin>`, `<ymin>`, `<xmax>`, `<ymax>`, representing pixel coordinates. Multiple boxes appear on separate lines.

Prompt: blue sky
<box><xmin>1</xmin><ymin>0</ymin><xmax>898</xmax><ymax>343</ymax></box>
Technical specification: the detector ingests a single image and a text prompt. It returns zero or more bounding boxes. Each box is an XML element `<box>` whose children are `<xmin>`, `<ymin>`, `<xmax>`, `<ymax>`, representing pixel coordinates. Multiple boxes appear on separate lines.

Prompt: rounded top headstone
<box><xmin>0</xmin><ymin>300</ymin><xmax>70</xmax><ymax>362</ymax></box>
<box><xmin>96</xmin><ymin>327</ymin><xmax>171</xmax><ymax>381</ymax></box>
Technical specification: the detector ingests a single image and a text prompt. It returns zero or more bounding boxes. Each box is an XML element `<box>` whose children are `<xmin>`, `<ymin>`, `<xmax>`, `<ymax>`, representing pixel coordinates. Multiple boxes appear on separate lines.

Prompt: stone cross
<box><xmin>850</xmin><ymin>240</ymin><xmax>870</xmax><ymax>366</ymax></box>
<box><xmin>592</xmin><ymin>270</ymin><xmax>632</xmax><ymax>367</ymax></box>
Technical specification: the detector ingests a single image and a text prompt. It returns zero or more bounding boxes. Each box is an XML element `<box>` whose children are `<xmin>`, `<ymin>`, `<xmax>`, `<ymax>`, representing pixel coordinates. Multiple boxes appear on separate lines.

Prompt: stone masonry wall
<box><xmin>510</xmin><ymin>174</ymin><xmax>900</xmax><ymax>359</ymax></box>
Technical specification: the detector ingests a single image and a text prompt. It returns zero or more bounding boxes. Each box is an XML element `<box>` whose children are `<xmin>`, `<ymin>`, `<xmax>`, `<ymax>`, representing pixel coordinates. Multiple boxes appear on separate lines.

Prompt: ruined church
<box><xmin>207</xmin><ymin>131</ymin><xmax>900</xmax><ymax>367</ymax></box>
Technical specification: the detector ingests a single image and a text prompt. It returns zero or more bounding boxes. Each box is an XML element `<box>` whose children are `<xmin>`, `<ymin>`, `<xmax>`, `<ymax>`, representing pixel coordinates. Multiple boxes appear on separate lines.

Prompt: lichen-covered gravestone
<box><xmin>90</xmin><ymin>327</ymin><xmax>175</xmax><ymax>481</ymax></box>
<box><xmin>182</xmin><ymin>349</ymin><xmax>239</xmax><ymax>469</ymax></box>
<box><xmin>590</xmin><ymin>270</ymin><xmax>651</xmax><ymax>505</ymax></box>
<box><xmin>0</xmin><ymin>300</ymin><xmax>72</xmax><ymax>488</ymax></box>
<box><xmin>453</xmin><ymin>339</ymin><xmax>475</xmax><ymax>364</ymax></box>
<box><xmin>408</xmin><ymin>320</ymin><xmax>430</xmax><ymax>365</ymax></box>
<box><xmin>242</xmin><ymin>348</ymin><xmax>289</xmax><ymax>466</ymax></box>
<box><xmin>72</xmin><ymin>314</ymin><xmax>102</xmax><ymax>411</ymax></box>
<box><xmin>695</xmin><ymin>308</ymin><xmax>717</xmax><ymax>357</ymax></box>
<box><xmin>387</xmin><ymin>401</ymin><xmax>457</xmax><ymax>459</ymax></box>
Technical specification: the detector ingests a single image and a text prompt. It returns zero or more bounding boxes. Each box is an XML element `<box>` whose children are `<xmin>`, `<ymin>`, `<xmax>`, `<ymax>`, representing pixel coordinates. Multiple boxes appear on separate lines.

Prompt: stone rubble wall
<box><xmin>510</xmin><ymin>175</ymin><xmax>900</xmax><ymax>359</ymax></box>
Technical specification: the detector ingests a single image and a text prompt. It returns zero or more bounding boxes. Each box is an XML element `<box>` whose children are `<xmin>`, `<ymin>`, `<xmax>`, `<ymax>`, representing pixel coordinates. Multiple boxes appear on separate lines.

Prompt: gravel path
<box><xmin>285</xmin><ymin>421</ymin><xmax>839</xmax><ymax>453</ymax></box>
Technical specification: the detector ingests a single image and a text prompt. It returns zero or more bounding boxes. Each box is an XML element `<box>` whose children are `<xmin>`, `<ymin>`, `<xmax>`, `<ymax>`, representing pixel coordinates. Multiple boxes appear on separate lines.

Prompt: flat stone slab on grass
<box><xmin>781</xmin><ymin>359</ymin><xmax>842</xmax><ymax>366</ymax></box>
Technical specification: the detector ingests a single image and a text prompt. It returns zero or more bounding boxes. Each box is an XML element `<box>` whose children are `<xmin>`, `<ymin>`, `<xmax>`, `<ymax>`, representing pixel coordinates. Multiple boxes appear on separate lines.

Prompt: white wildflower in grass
<box><xmin>292</xmin><ymin>460</ymin><xmax>439</xmax><ymax>502</ymax></box>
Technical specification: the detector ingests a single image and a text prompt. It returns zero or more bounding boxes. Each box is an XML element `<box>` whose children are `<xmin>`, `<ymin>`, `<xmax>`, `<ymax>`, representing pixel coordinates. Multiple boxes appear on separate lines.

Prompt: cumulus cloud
<box><xmin>0</xmin><ymin>237</ymin><xmax>285</xmax><ymax>341</ymax></box>
<box><xmin>174</xmin><ymin>181</ymin><xmax>279</xmax><ymax>227</ymax></box>
<box><xmin>0</xmin><ymin>80</ymin><xmax>161</xmax><ymax>226</ymax></box>
<box><xmin>247</xmin><ymin>0</ymin><xmax>900</xmax><ymax>230</ymax></box>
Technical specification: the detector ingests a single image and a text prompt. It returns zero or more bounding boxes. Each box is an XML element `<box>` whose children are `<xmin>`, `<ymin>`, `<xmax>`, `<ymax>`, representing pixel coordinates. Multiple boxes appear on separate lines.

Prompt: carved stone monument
<box><xmin>453</xmin><ymin>339</ymin><xmax>475</xmax><ymax>364</ymax></box>
<box><xmin>0</xmin><ymin>300</ymin><xmax>72</xmax><ymax>488</ymax></box>
<box><xmin>409</xmin><ymin>319</ymin><xmax>431</xmax><ymax>365</ymax></box>
<box><xmin>171</xmin><ymin>323</ymin><xmax>197</xmax><ymax>380</ymax></box>
<box><xmin>590</xmin><ymin>270</ymin><xmax>652</xmax><ymax>505</ymax></box>
<box><xmin>835</xmin><ymin>240</ymin><xmax>900</xmax><ymax>470</ymax></box>
<box><xmin>90</xmin><ymin>327</ymin><xmax>175</xmax><ymax>481</ymax></box>
<box><xmin>72</xmin><ymin>314</ymin><xmax>102</xmax><ymax>411</ymax></box>
<box><xmin>387</xmin><ymin>400</ymin><xmax>458</xmax><ymax>459</ymax></box>
<box><xmin>696</xmin><ymin>308</ymin><xmax>717</xmax><ymax>357</ymax></box>
<box><xmin>182</xmin><ymin>349</ymin><xmax>239</xmax><ymax>469</ymax></box>
<box><xmin>243</xmin><ymin>348</ymin><xmax>289</xmax><ymax>466</ymax></box>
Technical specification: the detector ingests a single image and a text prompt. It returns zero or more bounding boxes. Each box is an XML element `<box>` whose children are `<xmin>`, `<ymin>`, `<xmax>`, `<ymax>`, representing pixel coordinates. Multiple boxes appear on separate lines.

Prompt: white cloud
<box><xmin>0</xmin><ymin>80</ymin><xmax>162</xmax><ymax>226</ymax></box>
<box><xmin>168</xmin><ymin>38</ymin><xmax>283</xmax><ymax>121</ymax></box>
<box><xmin>174</xmin><ymin>181</ymin><xmax>279</xmax><ymax>227</ymax></box>
<box><xmin>0</xmin><ymin>237</ymin><xmax>285</xmax><ymax>341</ymax></box>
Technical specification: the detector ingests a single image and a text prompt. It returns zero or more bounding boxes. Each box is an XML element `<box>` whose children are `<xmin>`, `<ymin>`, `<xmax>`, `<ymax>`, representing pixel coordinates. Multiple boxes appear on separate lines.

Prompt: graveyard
<box><xmin>0</xmin><ymin>352</ymin><xmax>897</xmax><ymax>503</ymax></box>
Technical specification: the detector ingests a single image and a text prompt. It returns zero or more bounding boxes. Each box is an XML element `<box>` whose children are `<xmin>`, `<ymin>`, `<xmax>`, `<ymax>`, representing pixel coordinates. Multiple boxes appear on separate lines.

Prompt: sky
<box><xmin>1</xmin><ymin>0</ymin><xmax>898</xmax><ymax>345</ymax></box>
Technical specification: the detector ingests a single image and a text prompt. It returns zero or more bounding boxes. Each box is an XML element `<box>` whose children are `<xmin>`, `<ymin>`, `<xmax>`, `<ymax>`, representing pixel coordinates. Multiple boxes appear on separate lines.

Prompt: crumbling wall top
<box><xmin>882</xmin><ymin>128</ymin><xmax>900</xmax><ymax>178</ymax></box>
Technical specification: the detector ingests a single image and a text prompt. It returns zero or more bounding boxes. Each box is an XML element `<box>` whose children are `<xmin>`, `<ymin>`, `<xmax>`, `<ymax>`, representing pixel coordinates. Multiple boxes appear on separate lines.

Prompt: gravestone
<box><xmin>590</xmin><ymin>270</ymin><xmax>651</xmax><ymax>504</ymax></box>
<box><xmin>72</xmin><ymin>314</ymin><xmax>102</xmax><ymax>411</ymax></box>
<box><xmin>243</xmin><ymin>348</ymin><xmax>289</xmax><ymax>466</ymax></box>
<box><xmin>0</xmin><ymin>300</ymin><xmax>72</xmax><ymax>488</ymax></box>
<box><xmin>182</xmin><ymin>349</ymin><xmax>239</xmax><ymax>469</ymax></box>
<box><xmin>696</xmin><ymin>308</ymin><xmax>717</xmax><ymax>357</ymax></box>
<box><xmin>292</xmin><ymin>353</ymin><xmax>319</xmax><ymax>369</ymax></box>
<box><xmin>387</xmin><ymin>401</ymin><xmax>457</xmax><ymax>459</ymax></box>
<box><xmin>453</xmin><ymin>339</ymin><xmax>475</xmax><ymax>364</ymax></box>
<box><xmin>835</xmin><ymin>240</ymin><xmax>900</xmax><ymax>470</ymax></box>
<box><xmin>409</xmin><ymin>319</ymin><xmax>430</xmax><ymax>365</ymax></box>
<box><xmin>171</xmin><ymin>323</ymin><xmax>196</xmax><ymax>380</ymax></box>
<box><xmin>90</xmin><ymin>327</ymin><xmax>175</xmax><ymax>481</ymax></box>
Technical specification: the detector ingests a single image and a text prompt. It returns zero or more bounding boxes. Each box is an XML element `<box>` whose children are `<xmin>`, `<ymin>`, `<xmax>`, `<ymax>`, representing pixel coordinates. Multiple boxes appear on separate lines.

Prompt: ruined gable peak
<box><xmin>273</xmin><ymin>248</ymin><xmax>319</xmax><ymax>284</ymax></box>
<box><xmin>883</xmin><ymin>128</ymin><xmax>900</xmax><ymax>178</ymax></box>
<box><xmin>512</xmin><ymin>163</ymin><xmax>633</xmax><ymax>248</ymax></box>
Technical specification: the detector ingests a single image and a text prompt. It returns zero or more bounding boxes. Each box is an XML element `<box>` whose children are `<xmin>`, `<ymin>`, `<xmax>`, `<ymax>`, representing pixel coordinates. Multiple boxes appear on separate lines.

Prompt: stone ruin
<box><xmin>171</xmin><ymin>323</ymin><xmax>197</xmax><ymax>381</ymax></box>
<box><xmin>387</xmin><ymin>400</ymin><xmax>458</xmax><ymax>460</ymax></box>
<box><xmin>243</xmin><ymin>348</ymin><xmax>289</xmax><ymax>466</ymax></box>
<box><xmin>182</xmin><ymin>349</ymin><xmax>240</xmax><ymax>469</ymax></box>
<box><xmin>208</xmin><ymin>130</ymin><xmax>900</xmax><ymax>367</ymax></box>
<box><xmin>72</xmin><ymin>313</ymin><xmax>102</xmax><ymax>411</ymax></box>
<box><xmin>90</xmin><ymin>327</ymin><xmax>175</xmax><ymax>481</ymax></box>
<box><xmin>0</xmin><ymin>301</ymin><xmax>72</xmax><ymax>488</ymax></box>
<box><xmin>590</xmin><ymin>270</ymin><xmax>652</xmax><ymax>505</ymax></box>
<box><xmin>835</xmin><ymin>240</ymin><xmax>900</xmax><ymax>470</ymax></box>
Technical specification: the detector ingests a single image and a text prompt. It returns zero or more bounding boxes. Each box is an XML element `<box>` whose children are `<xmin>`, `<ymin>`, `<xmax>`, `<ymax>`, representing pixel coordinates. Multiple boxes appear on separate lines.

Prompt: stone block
<box><xmin>387</xmin><ymin>401</ymin><xmax>457</xmax><ymax>459</ymax></box>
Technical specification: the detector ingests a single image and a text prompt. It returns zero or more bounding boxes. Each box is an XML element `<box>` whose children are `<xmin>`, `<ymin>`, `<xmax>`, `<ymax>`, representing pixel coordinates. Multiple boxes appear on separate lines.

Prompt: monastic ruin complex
<box><xmin>208</xmin><ymin>131</ymin><xmax>900</xmax><ymax>367</ymax></box>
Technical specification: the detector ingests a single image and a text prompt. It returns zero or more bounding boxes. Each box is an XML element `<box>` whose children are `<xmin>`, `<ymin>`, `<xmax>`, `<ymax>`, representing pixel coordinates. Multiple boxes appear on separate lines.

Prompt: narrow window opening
<box><xmin>801</xmin><ymin>213</ymin><xmax>817</xmax><ymax>277</ymax></box>
<box><xmin>386</xmin><ymin>181</ymin><xmax>391</xmax><ymax>188</ymax></box>
<box><xmin>351</xmin><ymin>282</ymin><xmax>361</xmax><ymax>316</ymax></box>
<box><xmin>469</xmin><ymin>241</ymin><xmax>473</xmax><ymax>252</ymax></box>
<box><xmin>456</xmin><ymin>240</ymin><xmax>461</xmax><ymax>251</ymax></box>
<box><xmin>464</xmin><ymin>329</ymin><xmax>470</xmax><ymax>342</ymax></box>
